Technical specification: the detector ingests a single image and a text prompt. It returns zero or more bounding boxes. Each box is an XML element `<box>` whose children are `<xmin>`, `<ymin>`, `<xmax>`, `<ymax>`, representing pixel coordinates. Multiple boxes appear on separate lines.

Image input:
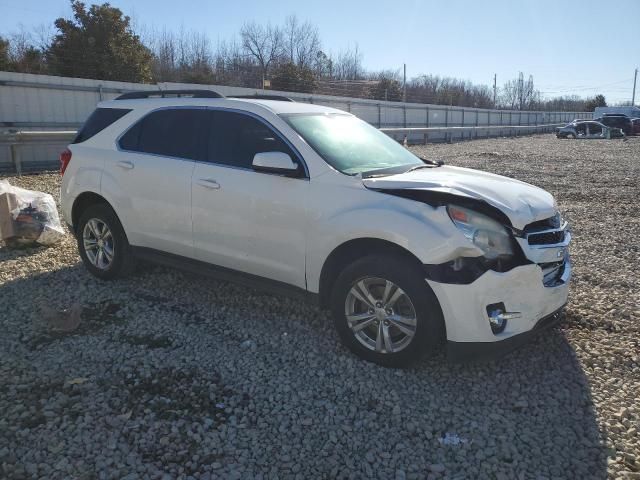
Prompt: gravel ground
<box><xmin>1</xmin><ymin>134</ymin><xmax>638</xmax><ymax>479</ymax></box>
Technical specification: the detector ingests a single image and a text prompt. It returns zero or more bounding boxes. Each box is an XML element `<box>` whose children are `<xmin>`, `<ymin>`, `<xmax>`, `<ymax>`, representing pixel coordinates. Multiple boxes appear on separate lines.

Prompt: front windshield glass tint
<box><xmin>283</xmin><ymin>113</ymin><xmax>422</xmax><ymax>175</ymax></box>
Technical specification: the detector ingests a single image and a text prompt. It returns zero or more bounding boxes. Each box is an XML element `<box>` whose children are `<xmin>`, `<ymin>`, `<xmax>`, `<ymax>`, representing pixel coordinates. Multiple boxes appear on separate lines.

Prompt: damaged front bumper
<box><xmin>426</xmin><ymin>250</ymin><xmax>571</xmax><ymax>362</ymax></box>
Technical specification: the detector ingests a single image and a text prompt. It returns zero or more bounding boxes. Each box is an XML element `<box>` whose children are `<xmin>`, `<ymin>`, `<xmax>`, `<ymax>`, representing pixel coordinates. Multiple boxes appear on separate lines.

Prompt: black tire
<box><xmin>76</xmin><ymin>203</ymin><xmax>135</xmax><ymax>280</ymax></box>
<box><xmin>330</xmin><ymin>255</ymin><xmax>445</xmax><ymax>367</ymax></box>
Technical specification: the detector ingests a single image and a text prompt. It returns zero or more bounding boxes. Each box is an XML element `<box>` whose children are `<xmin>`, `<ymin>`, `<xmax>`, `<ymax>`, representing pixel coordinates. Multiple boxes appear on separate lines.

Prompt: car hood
<box><xmin>362</xmin><ymin>166</ymin><xmax>557</xmax><ymax>230</ymax></box>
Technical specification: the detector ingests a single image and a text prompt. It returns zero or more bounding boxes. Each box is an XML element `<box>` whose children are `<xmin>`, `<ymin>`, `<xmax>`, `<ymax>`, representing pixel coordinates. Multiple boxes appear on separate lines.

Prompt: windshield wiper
<box><xmin>404</xmin><ymin>158</ymin><xmax>445</xmax><ymax>173</ymax></box>
<box><xmin>420</xmin><ymin>157</ymin><xmax>445</xmax><ymax>166</ymax></box>
<box><xmin>405</xmin><ymin>161</ymin><xmax>443</xmax><ymax>173</ymax></box>
<box><xmin>361</xmin><ymin>158</ymin><xmax>445</xmax><ymax>178</ymax></box>
<box><xmin>404</xmin><ymin>165</ymin><xmax>433</xmax><ymax>173</ymax></box>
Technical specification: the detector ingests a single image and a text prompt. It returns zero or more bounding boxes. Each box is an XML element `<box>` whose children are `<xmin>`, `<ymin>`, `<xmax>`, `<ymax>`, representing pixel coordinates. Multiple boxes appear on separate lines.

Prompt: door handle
<box><xmin>117</xmin><ymin>160</ymin><xmax>134</xmax><ymax>170</ymax></box>
<box><xmin>196</xmin><ymin>178</ymin><xmax>221</xmax><ymax>189</ymax></box>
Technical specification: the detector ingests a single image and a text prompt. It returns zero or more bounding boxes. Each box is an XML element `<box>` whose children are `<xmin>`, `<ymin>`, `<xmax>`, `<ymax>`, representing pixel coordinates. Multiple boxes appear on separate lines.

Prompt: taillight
<box><xmin>60</xmin><ymin>148</ymin><xmax>72</xmax><ymax>175</ymax></box>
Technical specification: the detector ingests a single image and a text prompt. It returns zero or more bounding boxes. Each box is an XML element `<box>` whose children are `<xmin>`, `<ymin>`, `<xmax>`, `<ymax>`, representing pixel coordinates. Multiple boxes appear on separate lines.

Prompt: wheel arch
<box><xmin>71</xmin><ymin>191</ymin><xmax>114</xmax><ymax>233</ymax></box>
<box><xmin>318</xmin><ymin>237</ymin><xmax>424</xmax><ymax>310</ymax></box>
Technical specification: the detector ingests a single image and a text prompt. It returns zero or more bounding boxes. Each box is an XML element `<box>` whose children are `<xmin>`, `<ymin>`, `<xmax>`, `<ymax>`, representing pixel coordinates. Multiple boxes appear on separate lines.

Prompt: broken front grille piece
<box><xmin>540</xmin><ymin>261</ymin><xmax>566</xmax><ymax>287</ymax></box>
<box><xmin>528</xmin><ymin>230</ymin><xmax>566</xmax><ymax>245</ymax></box>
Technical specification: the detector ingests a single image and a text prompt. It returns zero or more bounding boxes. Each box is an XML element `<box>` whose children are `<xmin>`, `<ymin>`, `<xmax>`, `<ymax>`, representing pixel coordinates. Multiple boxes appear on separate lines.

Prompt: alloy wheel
<box><xmin>82</xmin><ymin>218</ymin><xmax>114</xmax><ymax>270</ymax></box>
<box><xmin>344</xmin><ymin>276</ymin><xmax>417</xmax><ymax>354</ymax></box>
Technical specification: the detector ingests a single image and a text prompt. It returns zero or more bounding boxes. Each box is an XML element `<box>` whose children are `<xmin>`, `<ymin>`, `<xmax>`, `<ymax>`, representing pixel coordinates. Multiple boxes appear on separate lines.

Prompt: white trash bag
<box><xmin>0</xmin><ymin>180</ymin><xmax>65</xmax><ymax>247</ymax></box>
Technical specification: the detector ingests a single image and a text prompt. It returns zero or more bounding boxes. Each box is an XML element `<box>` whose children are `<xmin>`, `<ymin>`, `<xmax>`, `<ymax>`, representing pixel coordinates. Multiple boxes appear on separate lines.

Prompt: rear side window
<box><xmin>119</xmin><ymin>108</ymin><xmax>208</xmax><ymax>161</ymax></box>
<box><xmin>73</xmin><ymin>108</ymin><xmax>131</xmax><ymax>144</ymax></box>
<box><xmin>207</xmin><ymin>110</ymin><xmax>296</xmax><ymax>169</ymax></box>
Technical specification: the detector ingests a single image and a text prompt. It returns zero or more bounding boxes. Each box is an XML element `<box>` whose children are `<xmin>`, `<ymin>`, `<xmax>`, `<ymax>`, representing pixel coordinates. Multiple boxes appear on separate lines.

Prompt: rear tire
<box><xmin>76</xmin><ymin>204</ymin><xmax>135</xmax><ymax>280</ymax></box>
<box><xmin>330</xmin><ymin>255</ymin><xmax>445</xmax><ymax>367</ymax></box>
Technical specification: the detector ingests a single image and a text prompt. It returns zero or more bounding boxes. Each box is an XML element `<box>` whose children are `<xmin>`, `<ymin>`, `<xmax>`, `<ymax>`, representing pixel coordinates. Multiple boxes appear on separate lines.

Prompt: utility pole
<box><xmin>518</xmin><ymin>71</ymin><xmax>524</xmax><ymax>110</ymax></box>
<box><xmin>493</xmin><ymin>74</ymin><xmax>497</xmax><ymax>108</ymax></box>
<box><xmin>403</xmin><ymin>63</ymin><xmax>407</xmax><ymax>102</ymax></box>
<box><xmin>633</xmin><ymin>68</ymin><xmax>638</xmax><ymax>106</ymax></box>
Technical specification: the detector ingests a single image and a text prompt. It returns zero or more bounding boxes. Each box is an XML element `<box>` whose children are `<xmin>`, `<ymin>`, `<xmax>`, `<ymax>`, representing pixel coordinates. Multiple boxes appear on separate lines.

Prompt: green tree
<box><xmin>270</xmin><ymin>62</ymin><xmax>316</xmax><ymax>93</ymax></box>
<box><xmin>14</xmin><ymin>47</ymin><xmax>46</xmax><ymax>74</ymax></box>
<box><xmin>584</xmin><ymin>94</ymin><xmax>607</xmax><ymax>112</ymax></box>
<box><xmin>47</xmin><ymin>1</ymin><xmax>152</xmax><ymax>82</ymax></box>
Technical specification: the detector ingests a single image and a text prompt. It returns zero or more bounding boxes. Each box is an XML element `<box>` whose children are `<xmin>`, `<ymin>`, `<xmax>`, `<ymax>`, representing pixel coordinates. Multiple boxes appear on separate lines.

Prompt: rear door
<box><xmin>191</xmin><ymin>109</ymin><xmax>308</xmax><ymax>288</ymax></box>
<box><xmin>104</xmin><ymin>107</ymin><xmax>207</xmax><ymax>257</ymax></box>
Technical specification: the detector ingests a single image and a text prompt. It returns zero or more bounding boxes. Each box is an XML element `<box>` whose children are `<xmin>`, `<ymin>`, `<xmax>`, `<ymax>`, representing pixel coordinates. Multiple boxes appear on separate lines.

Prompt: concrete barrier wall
<box><xmin>0</xmin><ymin>71</ymin><xmax>591</xmax><ymax>170</ymax></box>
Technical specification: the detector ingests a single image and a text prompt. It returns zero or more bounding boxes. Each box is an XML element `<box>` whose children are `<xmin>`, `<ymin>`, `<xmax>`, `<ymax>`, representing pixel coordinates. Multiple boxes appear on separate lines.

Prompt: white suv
<box><xmin>60</xmin><ymin>90</ymin><xmax>571</xmax><ymax>366</ymax></box>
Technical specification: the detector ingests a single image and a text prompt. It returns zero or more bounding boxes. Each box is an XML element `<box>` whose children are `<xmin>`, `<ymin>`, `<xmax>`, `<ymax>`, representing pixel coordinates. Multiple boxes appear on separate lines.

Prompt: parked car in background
<box><xmin>595</xmin><ymin>114</ymin><xmax>633</xmax><ymax>135</ymax></box>
<box><xmin>570</xmin><ymin>118</ymin><xmax>593</xmax><ymax>124</ymax></box>
<box><xmin>594</xmin><ymin>106</ymin><xmax>640</xmax><ymax>119</ymax></box>
<box><xmin>59</xmin><ymin>90</ymin><xmax>571</xmax><ymax>366</ymax></box>
<box><xmin>556</xmin><ymin>120</ymin><xmax>624</xmax><ymax>139</ymax></box>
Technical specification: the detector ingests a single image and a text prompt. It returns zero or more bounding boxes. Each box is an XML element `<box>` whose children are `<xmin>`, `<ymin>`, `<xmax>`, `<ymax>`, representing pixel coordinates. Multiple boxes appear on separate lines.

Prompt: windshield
<box><xmin>282</xmin><ymin>113</ymin><xmax>422</xmax><ymax>175</ymax></box>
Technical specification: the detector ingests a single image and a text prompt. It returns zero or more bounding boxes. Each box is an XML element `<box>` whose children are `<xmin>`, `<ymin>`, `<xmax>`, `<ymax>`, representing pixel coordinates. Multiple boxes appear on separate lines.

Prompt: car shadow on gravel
<box><xmin>405</xmin><ymin>323</ymin><xmax>608</xmax><ymax>478</ymax></box>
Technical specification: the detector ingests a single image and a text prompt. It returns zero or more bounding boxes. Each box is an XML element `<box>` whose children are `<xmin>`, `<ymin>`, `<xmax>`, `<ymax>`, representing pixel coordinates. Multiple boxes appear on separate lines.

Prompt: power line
<box><xmin>538</xmin><ymin>78</ymin><xmax>633</xmax><ymax>94</ymax></box>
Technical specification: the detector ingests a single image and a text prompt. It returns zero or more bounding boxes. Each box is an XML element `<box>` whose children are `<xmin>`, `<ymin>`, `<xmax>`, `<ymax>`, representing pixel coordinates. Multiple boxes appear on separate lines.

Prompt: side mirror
<box><xmin>252</xmin><ymin>152</ymin><xmax>300</xmax><ymax>176</ymax></box>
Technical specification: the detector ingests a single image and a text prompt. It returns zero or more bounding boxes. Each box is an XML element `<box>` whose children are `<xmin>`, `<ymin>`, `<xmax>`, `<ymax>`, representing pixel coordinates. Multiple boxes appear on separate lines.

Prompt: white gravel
<box><xmin>1</xmin><ymin>134</ymin><xmax>638</xmax><ymax>479</ymax></box>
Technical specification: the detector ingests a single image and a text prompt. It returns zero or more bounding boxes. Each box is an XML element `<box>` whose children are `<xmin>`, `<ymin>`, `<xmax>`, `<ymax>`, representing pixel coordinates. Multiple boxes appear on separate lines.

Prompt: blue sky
<box><xmin>1</xmin><ymin>0</ymin><xmax>638</xmax><ymax>103</ymax></box>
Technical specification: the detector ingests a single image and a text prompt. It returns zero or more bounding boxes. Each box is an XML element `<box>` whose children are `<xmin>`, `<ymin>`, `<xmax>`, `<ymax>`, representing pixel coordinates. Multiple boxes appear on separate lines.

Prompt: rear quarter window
<box><xmin>72</xmin><ymin>108</ymin><xmax>131</xmax><ymax>144</ymax></box>
<box><xmin>118</xmin><ymin>108</ymin><xmax>208</xmax><ymax>161</ymax></box>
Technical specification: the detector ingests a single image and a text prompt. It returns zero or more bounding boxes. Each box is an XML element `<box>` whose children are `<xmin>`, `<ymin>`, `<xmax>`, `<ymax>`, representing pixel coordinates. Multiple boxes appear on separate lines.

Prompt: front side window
<box><xmin>119</xmin><ymin>108</ymin><xmax>208</xmax><ymax>161</ymax></box>
<box><xmin>207</xmin><ymin>110</ymin><xmax>297</xmax><ymax>169</ymax></box>
<box><xmin>282</xmin><ymin>113</ymin><xmax>422</xmax><ymax>176</ymax></box>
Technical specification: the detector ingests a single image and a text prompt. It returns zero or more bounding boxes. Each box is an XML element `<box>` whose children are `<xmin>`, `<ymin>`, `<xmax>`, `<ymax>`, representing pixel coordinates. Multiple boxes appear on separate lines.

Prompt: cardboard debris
<box><xmin>0</xmin><ymin>191</ymin><xmax>19</xmax><ymax>241</ymax></box>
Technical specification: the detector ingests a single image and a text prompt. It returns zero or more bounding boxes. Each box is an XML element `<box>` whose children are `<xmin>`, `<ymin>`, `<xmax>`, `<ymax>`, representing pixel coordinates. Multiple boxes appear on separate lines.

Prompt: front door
<box><xmin>586</xmin><ymin>122</ymin><xmax>604</xmax><ymax>138</ymax></box>
<box><xmin>192</xmin><ymin>110</ymin><xmax>308</xmax><ymax>289</ymax></box>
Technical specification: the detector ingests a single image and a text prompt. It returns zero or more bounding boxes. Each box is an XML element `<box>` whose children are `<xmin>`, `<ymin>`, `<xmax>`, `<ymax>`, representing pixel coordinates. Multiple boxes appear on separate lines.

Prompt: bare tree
<box><xmin>240</xmin><ymin>21</ymin><xmax>283</xmax><ymax>85</ymax></box>
<box><xmin>148</xmin><ymin>27</ymin><xmax>177</xmax><ymax>81</ymax></box>
<box><xmin>146</xmin><ymin>25</ymin><xmax>215</xmax><ymax>83</ymax></box>
<box><xmin>284</xmin><ymin>15</ymin><xmax>321</xmax><ymax>69</ymax></box>
<box><xmin>177</xmin><ymin>28</ymin><xmax>214</xmax><ymax>83</ymax></box>
<box><xmin>32</xmin><ymin>23</ymin><xmax>55</xmax><ymax>52</ymax></box>
<box><xmin>501</xmin><ymin>72</ymin><xmax>539</xmax><ymax>110</ymax></box>
<box><xmin>215</xmin><ymin>37</ymin><xmax>259</xmax><ymax>87</ymax></box>
<box><xmin>5</xmin><ymin>25</ymin><xmax>46</xmax><ymax>74</ymax></box>
<box><xmin>407</xmin><ymin>74</ymin><xmax>493</xmax><ymax>107</ymax></box>
<box><xmin>334</xmin><ymin>44</ymin><xmax>364</xmax><ymax>80</ymax></box>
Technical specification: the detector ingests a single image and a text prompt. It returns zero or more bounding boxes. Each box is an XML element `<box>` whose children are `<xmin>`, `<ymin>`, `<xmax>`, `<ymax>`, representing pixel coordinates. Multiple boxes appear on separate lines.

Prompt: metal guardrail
<box><xmin>380</xmin><ymin>123</ymin><xmax>563</xmax><ymax>144</ymax></box>
<box><xmin>1</xmin><ymin>123</ymin><xmax>563</xmax><ymax>175</ymax></box>
<box><xmin>1</xmin><ymin>130</ymin><xmax>76</xmax><ymax>175</ymax></box>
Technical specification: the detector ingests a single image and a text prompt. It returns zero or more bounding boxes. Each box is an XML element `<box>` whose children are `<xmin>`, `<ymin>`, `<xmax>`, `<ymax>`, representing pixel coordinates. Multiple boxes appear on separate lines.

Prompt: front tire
<box><xmin>76</xmin><ymin>204</ymin><xmax>135</xmax><ymax>280</ymax></box>
<box><xmin>330</xmin><ymin>255</ymin><xmax>445</xmax><ymax>367</ymax></box>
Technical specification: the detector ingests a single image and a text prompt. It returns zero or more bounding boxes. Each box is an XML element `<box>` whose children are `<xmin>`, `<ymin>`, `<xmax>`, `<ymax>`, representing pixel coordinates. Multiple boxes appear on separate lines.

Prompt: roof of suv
<box><xmin>99</xmin><ymin>97</ymin><xmax>345</xmax><ymax>116</ymax></box>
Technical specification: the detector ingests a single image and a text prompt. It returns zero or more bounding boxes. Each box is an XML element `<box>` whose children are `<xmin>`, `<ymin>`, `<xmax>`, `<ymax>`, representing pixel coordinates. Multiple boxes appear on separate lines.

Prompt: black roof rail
<box><xmin>229</xmin><ymin>94</ymin><xmax>295</xmax><ymax>102</ymax></box>
<box><xmin>115</xmin><ymin>89</ymin><xmax>223</xmax><ymax>100</ymax></box>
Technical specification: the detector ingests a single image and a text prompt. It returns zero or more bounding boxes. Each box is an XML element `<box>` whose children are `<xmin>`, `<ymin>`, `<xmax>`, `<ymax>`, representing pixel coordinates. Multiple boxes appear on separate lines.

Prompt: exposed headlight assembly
<box><xmin>447</xmin><ymin>205</ymin><xmax>514</xmax><ymax>259</ymax></box>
